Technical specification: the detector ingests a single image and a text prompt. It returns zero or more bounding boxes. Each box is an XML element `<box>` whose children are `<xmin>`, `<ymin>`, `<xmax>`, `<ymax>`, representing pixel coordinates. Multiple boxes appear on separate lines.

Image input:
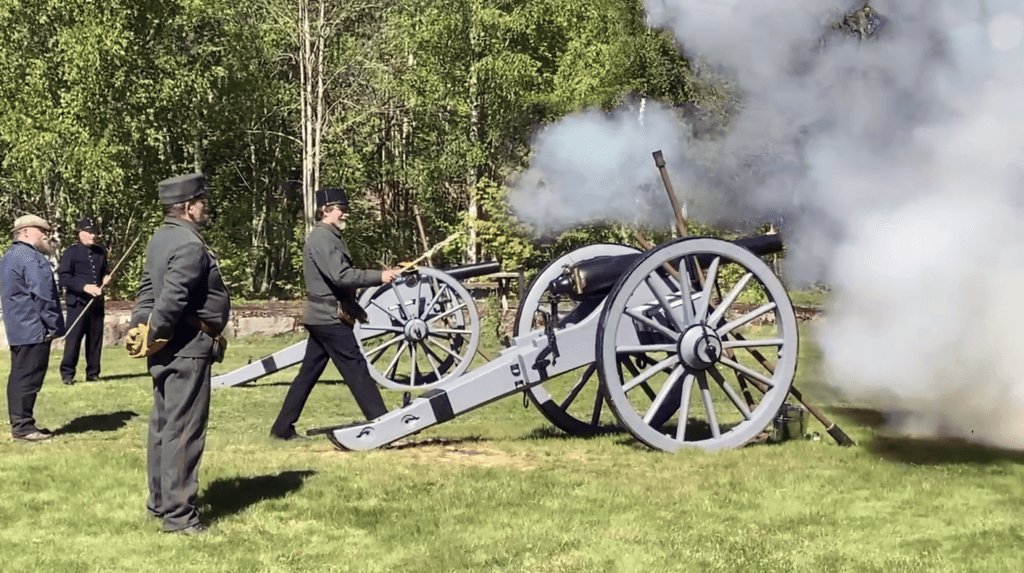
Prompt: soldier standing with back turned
<box><xmin>57</xmin><ymin>217</ymin><xmax>110</xmax><ymax>384</ymax></box>
<box><xmin>129</xmin><ymin>173</ymin><xmax>230</xmax><ymax>534</ymax></box>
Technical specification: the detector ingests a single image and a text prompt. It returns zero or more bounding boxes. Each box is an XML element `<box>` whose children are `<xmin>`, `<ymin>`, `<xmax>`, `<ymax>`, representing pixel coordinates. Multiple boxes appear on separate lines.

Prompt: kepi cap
<box><xmin>314</xmin><ymin>187</ymin><xmax>348</xmax><ymax>210</ymax></box>
<box><xmin>12</xmin><ymin>214</ymin><xmax>51</xmax><ymax>234</ymax></box>
<box><xmin>158</xmin><ymin>173</ymin><xmax>208</xmax><ymax>205</ymax></box>
<box><xmin>77</xmin><ymin>217</ymin><xmax>99</xmax><ymax>233</ymax></box>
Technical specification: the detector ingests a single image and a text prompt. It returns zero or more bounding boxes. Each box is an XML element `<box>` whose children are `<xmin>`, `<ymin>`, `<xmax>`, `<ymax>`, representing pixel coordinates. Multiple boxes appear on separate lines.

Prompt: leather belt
<box><xmin>184</xmin><ymin>315</ymin><xmax>221</xmax><ymax>338</ymax></box>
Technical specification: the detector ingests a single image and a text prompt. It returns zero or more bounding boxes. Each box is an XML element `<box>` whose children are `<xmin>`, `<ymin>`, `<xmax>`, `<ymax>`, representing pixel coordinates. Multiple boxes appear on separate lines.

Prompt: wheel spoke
<box><xmin>706</xmin><ymin>272</ymin><xmax>752</xmax><ymax>327</ymax></box>
<box><xmin>622</xmin><ymin>354</ymin><xmax>680</xmax><ymax>393</ymax></box>
<box><xmin>717</xmin><ymin>302</ymin><xmax>777</xmax><ymax>337</ymax></box>
<box><xmin>697</xmin><ymin>372</ymin><xmax>721</xmax><ymax>439</ymax></box>
<box><xmin>719</xmin><ymin>356</ymin><xmax>775</xmax><ymax>387</ymax></box>
<box><xmin>694</xmin><ymin>256</ymin><xmax>721</xmax><ymax>321</ymax></box>
<box><xmin>559</xmin><ymin>365</ymin><xmax>596</xmax><ymax>411</ymax></box>
<box><xmin>616</xmin><ymin>344</ymin><xmax>675</xmax><ymax>354</ymax></box>
<box><xmin>359</xmin><ymin>324</ymin><xmax>405</xmax><ymax>333</ymax></box>
<box><xmin>644</xmin><ymin>274</ymin><xmax>688</xmax><ymax>332</ymax></box>
<box><xmin>431</xmin><ymin>328</ymin><xmax>473</xmax><ymax>335</ymax></box>
<box><xmin>365</xmin><ymin>333</ymin><xmax>404</xmax><ymax>359</ymax></box>
<box><xmin>707</xmin><ymin>365</ymin><xmax>751</xmax><ymax>419</ymax></box>
<box><xmin>589</xmin><ymin>385</ymin><xmax>604</xmax><ymax>427</ymax></box>
<box><xmin>642</xmin><ymin>366</ymin><xmax>685</xmax><ymax>424</ymax></box>
<box><xmin>425</xmin><ymin>302</ymin><xmax>469</xmax><ymax>324</ymax></box>
<box><xmin>369</xmin><ymin>298</ymin><xmax>406</xmax><ymax>324</ymax></box>
<box><xmin>620</xmin><ymin>357</ymin><xmax>658</xmax><ymax>400</ymax></box>
<box><xmin>425</xmin><ymin>337</ymin><xmax>465</xmax><ymax>364</ymax></box>
<box><xmin>422</xmin><ymin>283</ymin><xmax>450</xmax><ymax>320</ymax></box>
<box><xmin>409</xmin><ymin>344</ymin><xmax>418</xmax><ymax>387</ymax></box>
<box><xmin>414</xmin><ymin>276</ymin><xmax>424</xmax><ymax>318</ymax></box>
<box><xmin>419</xmin><ymin>341</ymin><xmax>444</xmax><ymax>382</ymax></box>
<box><xmin>675</xmin><ymin>373</ymin><xmax>695</xmax><ymax>441</ymax></box>
<box><xmin>385</xmin><ymin>340</ymin><xmax>409</xmax><ymax>378</ymax></box>
<box><xmin>722</xmin><ymin>338</ymin><xmax>785</xmax><ymax>349</ymax></box>
<box><xmin>624</xmin><ymin>307</ymin><xmax>678</xmax><ymax>339</ymax></box>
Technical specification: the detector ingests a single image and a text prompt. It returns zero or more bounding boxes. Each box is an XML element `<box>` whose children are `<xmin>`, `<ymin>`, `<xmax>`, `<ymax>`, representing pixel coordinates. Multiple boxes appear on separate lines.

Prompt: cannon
<box><xmin>211</xmin><ymin>261</ymin><xmax>500</xmax><ymax>389</ymax></box>
<box><xmin>309</xmin><ymin>234</ymin><xmax>801</xmax><ymax>452</ymax></box>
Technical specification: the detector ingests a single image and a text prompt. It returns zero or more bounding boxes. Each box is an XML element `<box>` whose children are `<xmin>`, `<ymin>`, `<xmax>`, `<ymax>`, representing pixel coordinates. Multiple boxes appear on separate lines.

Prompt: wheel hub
<box><xmin>678</xmin><ymin>324</ymin><xmax>723</xmax><ymax>370</ymax></box>
<box><xmin>404</xmin><ymin>318</ymin><xmax>430</xmax><ymax>342</ymax></box>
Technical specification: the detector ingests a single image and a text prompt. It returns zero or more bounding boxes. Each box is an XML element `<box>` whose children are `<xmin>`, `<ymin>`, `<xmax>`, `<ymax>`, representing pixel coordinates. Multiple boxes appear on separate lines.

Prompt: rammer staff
<box><xmin>59</xmin><ymin>235</ymin><xmax>142</xmax><ymax>340</ymax></box>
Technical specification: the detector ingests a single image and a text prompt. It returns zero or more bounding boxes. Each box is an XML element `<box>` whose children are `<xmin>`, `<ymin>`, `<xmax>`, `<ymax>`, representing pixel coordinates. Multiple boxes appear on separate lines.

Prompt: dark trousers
<box><xmin>7</xmin><ymin>342</ymin><xmax>51</xmax><ymax>435</ymax></box>
<box><xmin>271</xmin><ymin>322</ymin><xmax>388</xmax><ymax>437</ymax></box>
<box><xmin>60</xmin><ymin>302</ymin><xmax>104</xmax><ymax>381</ymax></box>
<box><xmin>146</xmin><ymin>353</ymin><xmax>211</xmax><ymax>532</ymax></box>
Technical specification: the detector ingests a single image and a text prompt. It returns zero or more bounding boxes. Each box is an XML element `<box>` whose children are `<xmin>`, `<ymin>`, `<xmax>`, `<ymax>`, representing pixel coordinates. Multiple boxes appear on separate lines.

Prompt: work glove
<box><xmin>125</xmin><ymin>322</ymin><xmax>168</xmax><ymax>359</ymax></box>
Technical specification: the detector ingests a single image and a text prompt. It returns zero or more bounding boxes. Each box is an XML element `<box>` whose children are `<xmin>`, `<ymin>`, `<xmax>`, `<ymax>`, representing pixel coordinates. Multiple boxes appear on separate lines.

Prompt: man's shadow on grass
<box><xmin>830</xmin><ymin>406</ymin><xmax>1024</xmax><ymax>465</ymax></box>
<box><xmin>200</xmin><ymin>470</ymin><xmax>317</xmax><ymax>523</ymax></box>
<box><xmin>54</xmin><ymin>410</ymin><xmax>139</xmax><ymax>435</ymax></box>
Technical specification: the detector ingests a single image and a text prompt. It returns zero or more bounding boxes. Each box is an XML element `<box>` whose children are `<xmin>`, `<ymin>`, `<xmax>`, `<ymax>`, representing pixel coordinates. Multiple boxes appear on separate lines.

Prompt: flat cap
<box><xmin>158</xmin><ymin>173</ymin><xmax>208</xmax><ymax>205</ymax></box>
<box><xmin>12</xmin><ymin>214</ymin><xmax>51</xmax><ymax>233</ymax></box>
<box><xmin>314</xmin><ymin>187</ymin><xmax>348</xmax><ymax>210</ymax></box>
<box><xmin>77</xmin><ymin>217</ymin><xmax>99</xmax><ymax>233</ymax></box>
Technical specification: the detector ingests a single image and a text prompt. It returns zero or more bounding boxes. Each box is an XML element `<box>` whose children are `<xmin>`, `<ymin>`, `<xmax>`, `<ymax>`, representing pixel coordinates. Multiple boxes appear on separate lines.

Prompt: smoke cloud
<box><xmin>508</xmin><ymin>0</ymin><xmax>1024</xmax><ymax>448</ymax></box>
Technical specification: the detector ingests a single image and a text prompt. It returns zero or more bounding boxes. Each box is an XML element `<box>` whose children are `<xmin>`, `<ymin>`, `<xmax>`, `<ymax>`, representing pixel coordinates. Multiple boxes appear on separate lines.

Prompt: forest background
<box><xmin>0</xmin><ymin>0</ymin><xmax>873</xmax><ymax>300</ymax></box>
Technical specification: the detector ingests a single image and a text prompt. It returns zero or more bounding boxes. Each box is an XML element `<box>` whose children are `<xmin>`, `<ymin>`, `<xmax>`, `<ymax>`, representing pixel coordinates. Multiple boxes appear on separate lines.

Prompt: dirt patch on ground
<box><xmin>312</xmin><ymin>437</ymin><xmax>537</xmax><ymax>470</ymax></box>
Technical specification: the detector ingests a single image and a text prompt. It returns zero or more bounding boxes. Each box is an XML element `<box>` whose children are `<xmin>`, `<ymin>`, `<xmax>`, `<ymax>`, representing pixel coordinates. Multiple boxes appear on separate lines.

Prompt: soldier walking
<box><xmin>57</xmin><ymin>218</ymin><xmax>110</xmax><ymax>384</ymax></box>
<box><xmin>270</xmin><ymin>187</ymin><xmax>399</xmax><ymax>441</ymax></box>
<box><xmin>129</xmin><ymin>173</ymin><xmax>230</xmax><ymax>534</ymax></box>
<box><xmin>0</xmin><ymin>215</ymin><xmax>65</xmax><ymax>442</ymax></box>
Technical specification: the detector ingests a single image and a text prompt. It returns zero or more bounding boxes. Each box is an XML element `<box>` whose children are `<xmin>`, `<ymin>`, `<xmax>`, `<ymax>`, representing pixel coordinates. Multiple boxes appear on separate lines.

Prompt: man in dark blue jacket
<box><xmin>57</xmin><ymin>217</ymin><xmax>110</xmax><ymax>384</ymax></box>
<box><xmin>0</xmin><ymin>214</ymin><xmax>66</xmax><ymax>442</ymax></box>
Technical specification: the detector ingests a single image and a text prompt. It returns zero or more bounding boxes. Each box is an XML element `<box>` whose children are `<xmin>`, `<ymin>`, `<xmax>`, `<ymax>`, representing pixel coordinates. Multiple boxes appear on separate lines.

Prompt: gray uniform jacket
<box><xmin>131</xmin><ymin>217</ymin><xmax>231</xmax><ymax>358</ymax></box>
<box><xmin>303</xmin><ymin>222</ymin><xmax>383</xmax><ymax>325</ymax></box>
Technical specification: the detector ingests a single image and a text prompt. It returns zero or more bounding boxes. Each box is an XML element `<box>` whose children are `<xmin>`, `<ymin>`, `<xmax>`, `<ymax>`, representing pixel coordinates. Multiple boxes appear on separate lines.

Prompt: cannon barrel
<box><xmin>550</xmin><ymin>234</ymin><xmax>784</xmax><ymax>298</ymax></box>
<box><xmin>438</xmin><ymin>260</ymin><xmax>502</xmax><ymax>282</ymax></box>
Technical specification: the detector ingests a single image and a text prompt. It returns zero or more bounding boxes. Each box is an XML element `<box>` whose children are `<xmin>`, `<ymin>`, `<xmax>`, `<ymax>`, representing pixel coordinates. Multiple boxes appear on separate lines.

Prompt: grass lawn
<box><xmin>1</xmin><ymin>326</ymin><xmax>1023</xmax><ymax>573</ymax></box>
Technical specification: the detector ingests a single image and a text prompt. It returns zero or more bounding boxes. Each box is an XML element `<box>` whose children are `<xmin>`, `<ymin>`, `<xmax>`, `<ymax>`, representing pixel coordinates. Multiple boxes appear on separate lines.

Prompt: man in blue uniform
<box><xmin>58</xmin><ymin>217</ymin><xmax>110</xmax><ymax>384</ymax></box>
<box><xmin>270</xmin><ymin>187</ymin><xmax>399</xmax><ymax>441</ymax></box>
<box><xmin>0</xmin><ymin>214</ymin><xmax>66</xmax><ymax>442</ymax></box>
<box><xmin>130</xmin><ymin>173</ymin><xmax>230</xmax><ymax>534</ymax></box>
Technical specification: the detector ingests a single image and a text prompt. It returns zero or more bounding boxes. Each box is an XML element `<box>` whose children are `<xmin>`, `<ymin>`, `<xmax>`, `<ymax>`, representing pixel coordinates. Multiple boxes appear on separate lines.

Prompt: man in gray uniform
<box><xmin>130</xmin><ymin>173</ymin><xmax>230</xmax><ymax>534</ymax></box>
<box><xmin>270</xmin><ymin>187</ymin><xmax>399</xmax><ymax>441</ymax></box>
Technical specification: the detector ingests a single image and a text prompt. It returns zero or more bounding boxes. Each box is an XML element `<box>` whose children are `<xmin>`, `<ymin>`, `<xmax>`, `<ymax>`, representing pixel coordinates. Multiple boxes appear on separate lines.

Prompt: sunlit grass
<box><xmin>0</xmin><ymin>326</ymin><xmax>1022</xmax><ymax>572</ymax></box>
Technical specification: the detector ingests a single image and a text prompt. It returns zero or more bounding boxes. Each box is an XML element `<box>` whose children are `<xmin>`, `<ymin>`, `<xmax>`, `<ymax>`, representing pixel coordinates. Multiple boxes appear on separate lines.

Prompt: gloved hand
<box><xmin>125</xmin><ymin>323</ymin><xmax>167</xmax><ymax>359</ymax></box>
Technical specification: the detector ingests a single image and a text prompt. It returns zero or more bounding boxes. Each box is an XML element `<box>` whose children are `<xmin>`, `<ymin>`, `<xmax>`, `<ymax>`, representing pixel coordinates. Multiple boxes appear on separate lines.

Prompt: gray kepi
<box><xmin>159</xmin><ymin>173</ymin><xmax>209</xmax><ymax>205</ymax></box>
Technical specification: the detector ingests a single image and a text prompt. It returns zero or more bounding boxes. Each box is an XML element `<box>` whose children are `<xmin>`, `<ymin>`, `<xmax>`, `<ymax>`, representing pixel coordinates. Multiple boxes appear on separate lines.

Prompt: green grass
<box><xmin>2</xmin><ymin>328</ymin><xmax>1023</xmax><ymax>572</ymax></box>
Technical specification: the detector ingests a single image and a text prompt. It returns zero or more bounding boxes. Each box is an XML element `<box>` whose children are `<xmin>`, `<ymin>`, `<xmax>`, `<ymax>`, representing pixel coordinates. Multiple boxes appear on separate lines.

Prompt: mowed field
<box><xmin>1</xmin><ymin>325</ymin><xmax>1023</xmax><ymax>573</ymax></box>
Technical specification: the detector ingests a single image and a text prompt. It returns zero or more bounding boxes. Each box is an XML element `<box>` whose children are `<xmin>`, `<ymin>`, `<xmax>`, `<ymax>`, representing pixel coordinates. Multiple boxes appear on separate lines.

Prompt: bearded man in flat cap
<box><xmin>269</xmin><ymin>186</ymin><xmax>399</xmax><ymax>441</ymax></box>
<box><xmin>57</xmin><ymin>217</ymin><xmax>110</xmax><ymax>384</ymax></box>
<box><xmin>130</xmin><ymin>173</ymin><xmax>230</xmax><ymax>535</ymax></box>
<box><xmin>0</xmin><ymin>214</ymin><xmax>65</xmax><ymax>442</ymax></box>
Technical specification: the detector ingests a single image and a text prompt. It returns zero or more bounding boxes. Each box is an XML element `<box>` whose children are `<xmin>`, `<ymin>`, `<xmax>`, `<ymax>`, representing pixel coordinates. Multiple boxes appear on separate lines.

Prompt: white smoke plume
<box><xmin>508</xmin><ymin>0</ymin><xmax>1024</xmax><ymax>448</ymax></box>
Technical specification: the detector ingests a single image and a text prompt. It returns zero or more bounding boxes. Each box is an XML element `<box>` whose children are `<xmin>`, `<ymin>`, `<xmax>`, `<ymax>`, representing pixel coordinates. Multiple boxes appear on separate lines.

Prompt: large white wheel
<box><xmin>513</xmin><ymin>244</ymin><xmax>641</xmax><ymax>435</ymax></box>
<box><xmin>597</xmin><ymin>237</ymin><xmax>798</xmax><ymax>452</ymax></box>
<box><xmin>356</xmin><ymin>267</ymin><xmax>480</xmax><ymax>390</ymax></box>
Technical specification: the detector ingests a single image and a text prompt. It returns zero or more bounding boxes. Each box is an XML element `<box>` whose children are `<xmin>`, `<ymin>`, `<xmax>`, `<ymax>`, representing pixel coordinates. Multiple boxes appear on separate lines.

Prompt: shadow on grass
<box><xmin>522</xmin><ymin>425</ymin><xmax>624</xmax><ymax>441</ymax></box>
<box><xmin>79</xmin><ymin>373</ymin><xmax>149</xmax><ymax>381</ymax></box>
<box><xmin>828</xmin><ymin>406</ymin><xmax>892</xmax><ymax>430</ymax></box>
<box><xmin>867</xmin><ymin>435</ymin><xmax>1024</xmax><ymax>466</ymax></box>
<box><xmin>383</xmin><ymin>435</ymin><xmax>489</xmax><ymax>451</ymax></box>
<box><xmin>200</xmin><ymin>470</ymin><xmax>317</xmax><ymax>523</ymax></box>
<box><xmin>231</xmin><ymin>378</ymin><xmax>345</xmax><ymax>388</ymax></box>
<box><xmin>54</xmin><ymin>410</ymin><xmax>139</xmax><ymax>435</ymax></box>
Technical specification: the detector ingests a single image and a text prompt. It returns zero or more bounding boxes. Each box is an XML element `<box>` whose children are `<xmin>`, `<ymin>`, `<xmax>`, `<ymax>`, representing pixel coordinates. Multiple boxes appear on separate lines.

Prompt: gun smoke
<box><xmin>508</xmin><ymin>0</ymin><xmax>1024</xmax><ymax>448</ymax></box>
